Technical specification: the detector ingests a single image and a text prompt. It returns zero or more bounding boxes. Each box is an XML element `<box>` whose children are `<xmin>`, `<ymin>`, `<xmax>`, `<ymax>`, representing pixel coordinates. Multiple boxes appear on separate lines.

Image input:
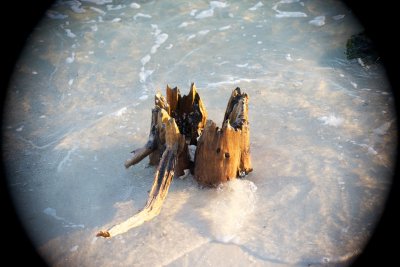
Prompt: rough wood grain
<box><xmin>194</xmin><ymin>88</ymin><xmax>252</xmax><ymax>186</ymax></box>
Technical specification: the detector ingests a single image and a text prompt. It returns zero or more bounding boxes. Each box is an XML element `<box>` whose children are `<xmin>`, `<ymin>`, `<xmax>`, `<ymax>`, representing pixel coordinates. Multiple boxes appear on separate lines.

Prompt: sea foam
<box><xmin>202</xmin><ymin>179</ymin><xmax>257</xmax><ymax>243</ymax></box>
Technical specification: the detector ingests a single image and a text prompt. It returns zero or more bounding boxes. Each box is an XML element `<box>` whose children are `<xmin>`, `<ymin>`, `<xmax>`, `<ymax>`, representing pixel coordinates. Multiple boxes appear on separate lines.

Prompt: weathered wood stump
<box><xmin>194</xmin><ymin>88</ymin><xmax>252</xmax><ymax>186</ymax></box>
<box><xmin>97</xmin><ymin>83</ymin><xmax>252</xmax><ymax>238</ymax></box>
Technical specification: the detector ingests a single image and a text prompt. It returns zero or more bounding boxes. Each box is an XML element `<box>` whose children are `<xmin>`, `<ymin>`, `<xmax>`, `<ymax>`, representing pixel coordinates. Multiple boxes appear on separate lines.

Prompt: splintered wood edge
<box><xmin>223</xmin><ymin>88</ymin><xmax>249</xmax><ymax>130</ymax></box>
<box><xmin>96</xmin><ymin>231</ymin><xmax>110</xmax><ymax>238</ymax></box>
<box><xmin>193</xmin><ymin>83</ymin><xmax>208</xmax><ymax>128</ymax></box>
<box><xmin>166</xmin><ymin>85</ymin><xmax>180</xmax><ymax>113</ymax></box>
<box><xmin>155</xmin><ymin>92</ymin><xmax>170</xmax><ymax>114</ymax></box>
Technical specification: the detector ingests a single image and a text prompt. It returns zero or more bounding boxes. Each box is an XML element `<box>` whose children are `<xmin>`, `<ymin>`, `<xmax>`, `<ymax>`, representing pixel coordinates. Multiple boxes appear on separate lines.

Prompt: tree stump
<box><xmin>97</xmin><ymin>83</ymin><xmax>252</xmax><ymax>238</ymax></box>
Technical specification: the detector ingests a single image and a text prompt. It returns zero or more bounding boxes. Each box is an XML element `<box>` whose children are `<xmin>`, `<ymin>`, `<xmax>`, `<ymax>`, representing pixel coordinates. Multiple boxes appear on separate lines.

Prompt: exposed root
<box><xmin>97</xmin><ymin>119</ymin><xmax>183</xmax><ymax>237</ymax></box>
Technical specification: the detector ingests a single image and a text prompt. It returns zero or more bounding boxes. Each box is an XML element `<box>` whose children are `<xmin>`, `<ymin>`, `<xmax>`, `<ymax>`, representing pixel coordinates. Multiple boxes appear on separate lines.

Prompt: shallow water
<box><xmin>2</xmin><ymin>0</ymin><xmax>397</xmax><ymax>266</ymax></box>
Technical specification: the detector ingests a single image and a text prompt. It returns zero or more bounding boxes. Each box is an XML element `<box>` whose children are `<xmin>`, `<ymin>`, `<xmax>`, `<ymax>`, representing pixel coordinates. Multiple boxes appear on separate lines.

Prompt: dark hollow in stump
<box><xmin>97</xmin><ymin>83</ymin><xmax>252</xmax><ymax>238</ymax></box>
<box><xmin>124</xmin><ymin>83</ymin><xmax>207</xmax><ymax>176</ymax></box>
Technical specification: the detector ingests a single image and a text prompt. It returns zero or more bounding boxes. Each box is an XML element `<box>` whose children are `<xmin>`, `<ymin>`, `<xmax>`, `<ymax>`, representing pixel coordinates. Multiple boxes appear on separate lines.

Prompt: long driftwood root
<box><xmin>97</xmin><ymin>118</ymin><xmax>184</xmax><ymax>237</ymax></box>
